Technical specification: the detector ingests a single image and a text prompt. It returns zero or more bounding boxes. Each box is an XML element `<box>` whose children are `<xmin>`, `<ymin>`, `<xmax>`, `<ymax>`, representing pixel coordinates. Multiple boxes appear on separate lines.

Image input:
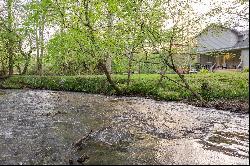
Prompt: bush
<box><xmin>243</xmin><ymin>67</ymin><xmax>249</xmax><ymax>72</ymax></box>
<box><xmin>0</xmin><ymin>73</ymin><xmax>248</xmax><ymax>101</ymax></box>
<box><xmin>198</xmin><ymin>69</ymin><xmax>209</xmax><ymax>74</ymax></box>
<box><xmin>200</xmin><ymin>82</ymin><xmax>212</xmax><ymax>100</ymax></box>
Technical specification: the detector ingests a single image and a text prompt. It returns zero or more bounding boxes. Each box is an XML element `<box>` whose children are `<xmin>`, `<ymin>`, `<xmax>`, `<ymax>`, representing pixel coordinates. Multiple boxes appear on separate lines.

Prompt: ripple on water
<box><xmin>0</xmin><ymin>89</ymin><xmax>248</xmax><ymax>165</ymax></box>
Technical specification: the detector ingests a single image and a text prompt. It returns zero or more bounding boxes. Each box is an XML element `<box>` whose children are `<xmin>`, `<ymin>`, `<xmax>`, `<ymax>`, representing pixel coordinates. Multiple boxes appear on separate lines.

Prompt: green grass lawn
<box><xmin>0</xmin><ymin>72</ymin><xmax>248</xmax><ymax>101</ymax></box>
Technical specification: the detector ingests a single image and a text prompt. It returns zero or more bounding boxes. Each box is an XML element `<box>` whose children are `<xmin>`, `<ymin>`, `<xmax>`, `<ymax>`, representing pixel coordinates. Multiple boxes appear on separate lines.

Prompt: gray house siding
<box><xmin>197</xmin><ymin>29</ymin><xmax>238</xmax><ymax>53</ymax></box>
<box><xmin>241</xmin><ymin>49</ymin><xmax>249</xmax><ymax>68</ymax></box>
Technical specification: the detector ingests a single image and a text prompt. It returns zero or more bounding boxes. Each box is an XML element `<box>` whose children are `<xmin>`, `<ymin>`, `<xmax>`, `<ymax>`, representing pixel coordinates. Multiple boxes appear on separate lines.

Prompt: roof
<box><xmin>196</xmin><ymin>26</ymin><xmax>249</xmax><ymax>53</ymax></box>
<box><xmin>234</xmin><ymin>30</ymin><xmax>249</xmax><ymax>49</ymax></box>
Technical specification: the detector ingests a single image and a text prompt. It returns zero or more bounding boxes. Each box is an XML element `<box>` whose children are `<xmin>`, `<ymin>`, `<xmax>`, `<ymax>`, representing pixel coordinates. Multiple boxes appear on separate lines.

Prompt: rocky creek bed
<box><xmin>0</xmin><ymin>89</ymin><xmax>249</xmax><ymax>165</ymax></box>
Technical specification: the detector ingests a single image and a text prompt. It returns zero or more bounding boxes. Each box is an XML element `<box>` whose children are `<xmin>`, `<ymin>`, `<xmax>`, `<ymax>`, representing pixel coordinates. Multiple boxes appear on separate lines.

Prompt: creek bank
<box><xmin>183</xmin><ymin>99</ymin><xmax>249</xmax><ymax>113</ymax></box>
<box><xmin>0</xmin><ymin>87</ymin><xmax>248</xmax><ymax>113</ymax></box>
<box><xmin>0</xmin><ymin>73</ymin><xmax>248</xmax><ymax>113</ymax></box>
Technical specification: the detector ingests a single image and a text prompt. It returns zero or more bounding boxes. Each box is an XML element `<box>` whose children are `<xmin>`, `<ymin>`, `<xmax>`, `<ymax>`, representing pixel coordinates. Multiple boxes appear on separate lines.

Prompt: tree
<box><xmin>6</xmin><ymin>0</ymin><xmax>15</xmax><ymax>75</ymax></box>
<box><xmin>26</xmin><ymin>0</ymin><xmax>51</xmax><ymax>75</ymax></box>
<box><xmin>1</xmin><ymin>0</ymin><xmax>246</xmax><ymax>99</ymax></box>
<box><xmin>0</xmin><ymin>0</ymin><xmax>37</xmax><ymax>76</ymax></box>
<box><xmin>137</xmin><ymin>0</ymin><xmax>208</xmax><ymax>100</ymax></box>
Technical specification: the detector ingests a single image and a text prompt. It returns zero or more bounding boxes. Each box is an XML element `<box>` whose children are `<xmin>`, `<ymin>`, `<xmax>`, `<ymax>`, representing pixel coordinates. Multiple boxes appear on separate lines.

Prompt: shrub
<box><xmin>200</xmin><ymin>82</ymin><xmax>212</xmax><ymax>100</ymax></box>
<box><xmin>0</xmin><ymin>73</ymin><xmax>248</xmax><ymax>101</ymax></box>
<box><xmin>243</xmin><ymin>67</ymin><xmax>249</xmax><ymax>72</ymax></box>
<box><xmin>198</xmin><ymin>69</ymin><xmax>209</xmax><ymax>74</ymax></box>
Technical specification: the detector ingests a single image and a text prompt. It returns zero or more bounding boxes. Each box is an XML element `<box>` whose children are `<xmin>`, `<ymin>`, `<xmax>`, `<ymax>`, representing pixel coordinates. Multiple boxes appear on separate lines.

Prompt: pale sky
<box><xmin>191</xmin><ymin>0</ymin><xmax>249</xmax><ymax>31</ymax></box>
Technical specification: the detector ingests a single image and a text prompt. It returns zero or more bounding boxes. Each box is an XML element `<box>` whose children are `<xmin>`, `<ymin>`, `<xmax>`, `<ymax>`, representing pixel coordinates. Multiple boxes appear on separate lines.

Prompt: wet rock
<box><xmin>0</xmin><ymin>91</ymin><xmax>5</xmax><ymax>95</ymax></box>
<box><xmin>77</xmin><ymin>154</ymin><xmax>89</xmax><ymax>164</ymax></box>
<box><xmin>53</xmin><ymin>110</ymin><xmax>67</xmax><ymax>116</ymax></box>
<box><xmin>46</xmin><ymin>112</ymin><xmax>51</xmax><ymax>116</ymax></box>
<box><xmin>68</xmin><ymin>158</ymin><xmax>74</xmax><ymax>165</ymax></box>
<box><xmin>42</xmin><ymin>110</ymin><xmax>67</xmax><ymax>117</ymax></box>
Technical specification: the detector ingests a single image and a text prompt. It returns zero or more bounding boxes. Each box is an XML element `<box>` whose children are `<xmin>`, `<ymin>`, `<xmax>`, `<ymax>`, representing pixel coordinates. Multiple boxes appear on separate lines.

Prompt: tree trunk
<box><xmin>16</xmin><ymin>63</ymin><xmax>22</xmax><ymax>75</ymax></box>
<box><xmin>21</xmin><ymin>54</ymin><xmax>31</xmax><ymax>75</ymax></box>
<box><xmin>105</xmin><ymin>10</ymin><xmax>113</xmax><ymax>74</ymax></box>
<box><xmin>22</xmin><ymin>63</ymin><xmax>29</xmax><ymax>75</ymax></box>
<box><xmin>0</xmin><ymin>57</ymin><xmax>6</xmax><ymax>76</ymax></box>
<box><xmin>177</xmin><ymin>72</ymin><xmax>203</xmax><ymax>101</ymax></box>
<box><xmin>38</xmin><ymin>14</ymin><xmax>45</xmax><ymax>75</ymax></box>
<box><xmin>166</xmin><ymin>61</ymin><xmax>204</xmax><ymax>101</ymax></box>
<box><xmin>36</xmin><ymin>5</ymin><xmax>45</xmax><ymax>76</ymax></box>
<box><xmin>7</xmin><ymin>0</ymin><xmax>14</xmax><ymax>76</ymax></box>
<box><xmin>127</xmin><ymin>52</ymin><xmax>133</xmax><ymax>86</ymax></box>
<box><xmin>157</xmin><ymin>68</ymin><xmax>165</xmax><ymax>86</ymax></box>
<box><xmin>35</xmin><ymin>25</ymin><xmax>40</xmax><ymax>75</ymax></box>
<box><xmin>99</xmin><ymin>61</ymin><xmax>121</xmax><ymax>94</ymax></box>
<box><xmin>7</xmin><ymin>47</ymin><xmax>14</xmax><ymax>75</ymax></box>
<box><xmin>106</xmin><ymin>56</ymin><xmax>112</xmax><ymax>73</ymax></box>
<box><xmin>138</xmin><ymin>61</ymin><xmax>141</xmax><ymax>74</ymax></box>
<box><xmin>82</xmin><ymin>0</ymin><xmax>121</xmax><ymax>94</ymax></box>
<box><xmin>163</xmin><ymin>27</ymin><xmax>203</xmax><ymax>101</ymax></box>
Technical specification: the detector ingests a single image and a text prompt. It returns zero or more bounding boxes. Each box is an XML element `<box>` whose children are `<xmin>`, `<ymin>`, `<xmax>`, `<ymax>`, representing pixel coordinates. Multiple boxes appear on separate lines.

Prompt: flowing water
<box><xmin>0</xmin><ymin>89</ymin><xmax>248</xmax><ymax>165</ymax></box>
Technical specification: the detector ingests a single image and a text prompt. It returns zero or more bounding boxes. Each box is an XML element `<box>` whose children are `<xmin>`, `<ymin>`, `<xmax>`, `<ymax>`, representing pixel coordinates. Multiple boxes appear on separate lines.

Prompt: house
<box><xmin>196</xmin><ymin>25</ymin><xmax>249</xmax><ymax>70</ymax></box>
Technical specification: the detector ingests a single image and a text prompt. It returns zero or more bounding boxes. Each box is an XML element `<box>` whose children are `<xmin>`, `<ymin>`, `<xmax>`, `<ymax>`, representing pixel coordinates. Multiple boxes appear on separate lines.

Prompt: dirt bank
<box><xmin>185</xmin><ymin>99</ymin><xmax>249</xmax><ymax>113</ymax></box>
